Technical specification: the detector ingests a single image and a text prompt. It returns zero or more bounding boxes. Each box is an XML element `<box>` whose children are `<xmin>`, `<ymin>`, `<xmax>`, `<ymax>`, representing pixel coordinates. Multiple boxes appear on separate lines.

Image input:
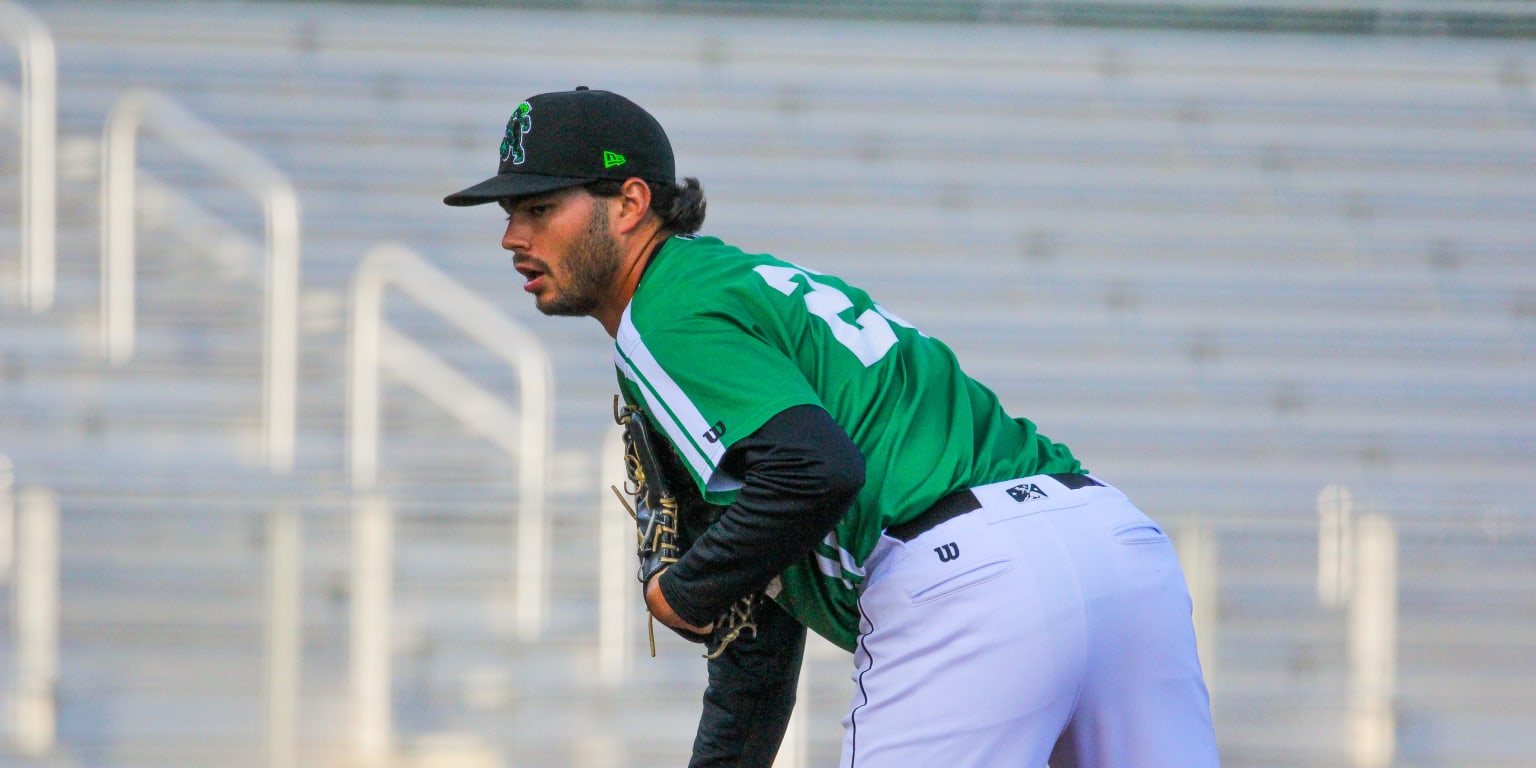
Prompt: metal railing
<box><xmin>0</xmin><ymin>0</ymin><xmax>56</xmax><ymax>312</ymax></box>
<box><xmin>8</xmin><ymin>475</ymin><xmax>58</xmax><ymax>758</ymax></box>
<box><xmin>346</xmin><ymin>245</ymin><xmax>554</xmax><ymax>617</ymax></box>
<box><xmin>1172</xmin><ymin>496</ymin><xmax>1399</xmax><ymax>767</ymax></box>
<box><xmin>347</xmin><ymin>243</ymin><xmax>553</xmax><ymax>766</ymax></box>
<box><xmin>100</xmin><ymin>89</ymin><xmax>300</xmax><ymax>473</ymax></box>
<box><xmin>597</xmin><ymin>425</ymin><xmax>634</xmax><ymax>686</ymax></box>
<box><xmin>349</xmin><ymin>492</ymin><xmax>393</xmax><ymax>768</ymax></box>
<box><xmin>263</xmin><ymin>505</ymin><xmax>302</xmax><ymax>768</ymax></box>
<box><xmin>1177</xmin><ymin>521</ymin><xmax>1220</xmax><ymax>694</ymax></box>
<box><xmin>1309</xmin><ymin>484</ymin><xmax>1398</xmax><ymax>768</ymax></box>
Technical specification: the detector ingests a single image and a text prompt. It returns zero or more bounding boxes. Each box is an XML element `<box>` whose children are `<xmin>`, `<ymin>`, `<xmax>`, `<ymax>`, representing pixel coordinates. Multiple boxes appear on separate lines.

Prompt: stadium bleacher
<box><xmin>2</xmin><ymin>1</ymin><xmax>1533</xmax><ymax>766</ymax></box>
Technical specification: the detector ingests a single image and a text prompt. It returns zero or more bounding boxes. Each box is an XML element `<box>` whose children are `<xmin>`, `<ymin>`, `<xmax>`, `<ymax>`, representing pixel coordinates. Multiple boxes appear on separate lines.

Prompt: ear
<box><xmin>611</xmin><ymin>177</ymin><xmax>654</xmax><ymax>234</ymax></box>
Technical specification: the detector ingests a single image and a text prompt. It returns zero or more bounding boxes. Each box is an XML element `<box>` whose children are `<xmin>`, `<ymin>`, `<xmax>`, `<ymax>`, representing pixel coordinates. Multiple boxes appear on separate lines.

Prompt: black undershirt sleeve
<box><xmin>664</xmin><ymin>403</ymin><xmax>859</xmax><ymax>767</ymax></box>
<box><xmin>658</xmin><ymin>404</ymin><xmax>866</xmax><ymax>628</ymax></box>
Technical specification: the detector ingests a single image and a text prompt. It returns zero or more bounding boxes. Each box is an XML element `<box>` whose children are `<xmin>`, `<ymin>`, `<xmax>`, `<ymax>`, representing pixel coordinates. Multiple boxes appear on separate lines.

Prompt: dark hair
<box><xmin>586</xmin><ymin>177</ymin><xmax>706</xmax><ymax>235</ymax></box>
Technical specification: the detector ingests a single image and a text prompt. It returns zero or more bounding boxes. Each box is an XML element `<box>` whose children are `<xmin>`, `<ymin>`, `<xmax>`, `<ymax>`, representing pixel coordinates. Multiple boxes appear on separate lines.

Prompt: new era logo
<box><xmin>1006</xmin><ymin>483</ymin><xmax>1048</xmax><ymax>502</ymax></box>
<box><xmin>603</xmin><ymin>150</ymin><xmax>626</xmax><ymax>168</ymax></box>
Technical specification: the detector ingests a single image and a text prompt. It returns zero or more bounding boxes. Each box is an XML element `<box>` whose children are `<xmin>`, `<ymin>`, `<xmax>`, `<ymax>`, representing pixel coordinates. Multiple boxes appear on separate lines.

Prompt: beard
<box><xmin>535</xmin><ymin>201</ymin><xmax>623</xmax><ymax>317</ymax></box>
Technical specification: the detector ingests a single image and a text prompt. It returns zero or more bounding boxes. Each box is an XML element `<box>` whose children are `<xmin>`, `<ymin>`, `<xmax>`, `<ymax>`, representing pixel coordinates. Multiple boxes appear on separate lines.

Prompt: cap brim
<box><xmin>442</xmin><ymin>172</ymin><xmax>593</xmax><ymax>207</ymax></box>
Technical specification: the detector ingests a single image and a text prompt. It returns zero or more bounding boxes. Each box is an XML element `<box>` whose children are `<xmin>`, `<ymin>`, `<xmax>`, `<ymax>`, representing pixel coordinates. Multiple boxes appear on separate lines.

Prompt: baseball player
<box><xmin>446</xmin><ymin>87</ymin><xmax>1220</xmax><ymax>767</ymax></box>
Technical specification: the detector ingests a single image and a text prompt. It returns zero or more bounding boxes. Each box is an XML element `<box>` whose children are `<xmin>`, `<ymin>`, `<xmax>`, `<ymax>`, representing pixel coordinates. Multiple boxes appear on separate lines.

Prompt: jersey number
<box><xmin>754</xmin><ymin>265</ymin><xmax>900</xmax><ymax>367</ymax></box>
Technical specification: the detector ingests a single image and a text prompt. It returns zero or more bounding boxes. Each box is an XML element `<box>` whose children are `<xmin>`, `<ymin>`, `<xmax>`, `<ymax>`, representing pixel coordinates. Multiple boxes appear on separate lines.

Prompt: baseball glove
<box><xmin>612</xmin><ymin>397</ymin><xmax>757</xmax><ymax>659</ymax></box>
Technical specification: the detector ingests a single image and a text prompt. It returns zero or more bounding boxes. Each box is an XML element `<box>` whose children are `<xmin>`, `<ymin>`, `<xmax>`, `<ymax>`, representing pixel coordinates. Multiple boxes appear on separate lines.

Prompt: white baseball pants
<box><xmin>841</xmin><ymin>474</ymin><xmax>1220</xmax><ymax>767</ymax></box>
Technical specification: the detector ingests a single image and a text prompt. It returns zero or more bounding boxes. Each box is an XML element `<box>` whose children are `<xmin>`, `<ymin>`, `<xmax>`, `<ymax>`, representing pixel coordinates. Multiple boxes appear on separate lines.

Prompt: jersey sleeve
<box><xmin>615</xmin><ymin>311</ymin><xmax>822</xmax><ymax>503</ymax></box>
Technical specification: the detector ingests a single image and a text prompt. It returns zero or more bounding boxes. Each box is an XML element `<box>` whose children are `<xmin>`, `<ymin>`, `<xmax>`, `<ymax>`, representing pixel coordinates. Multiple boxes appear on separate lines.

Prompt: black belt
<box><xmin>885</xmin><ymin>473</ymin><xmax>1104</xmax><ymax>543</ymax></box>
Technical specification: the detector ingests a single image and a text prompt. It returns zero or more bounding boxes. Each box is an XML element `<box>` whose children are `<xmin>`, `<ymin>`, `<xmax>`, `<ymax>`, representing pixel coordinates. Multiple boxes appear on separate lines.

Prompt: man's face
<box><xmin>500</xmin><ymin>187</ymin><xmax>623</xmax><ymax>317</ymax></box>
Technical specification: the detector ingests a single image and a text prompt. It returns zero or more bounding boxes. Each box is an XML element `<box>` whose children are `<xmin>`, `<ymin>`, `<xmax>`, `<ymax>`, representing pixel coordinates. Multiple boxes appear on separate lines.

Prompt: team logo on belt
<box><xmin>1006</xmin><ymin>483</ymin><xmax>1048</xmax><ymax>502</ymax></box>
<box><xmin>501</xmin><ymin>102</ymin><xmax>533</xmax><ymax>165</ymax></box>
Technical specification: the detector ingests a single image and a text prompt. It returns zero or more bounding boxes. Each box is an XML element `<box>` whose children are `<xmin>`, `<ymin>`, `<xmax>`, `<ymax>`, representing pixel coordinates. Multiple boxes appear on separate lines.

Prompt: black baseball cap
<box><xmin>443</xmin><ymin>87</ymin><xmax>675</xmax><ymax>207</ymax></box>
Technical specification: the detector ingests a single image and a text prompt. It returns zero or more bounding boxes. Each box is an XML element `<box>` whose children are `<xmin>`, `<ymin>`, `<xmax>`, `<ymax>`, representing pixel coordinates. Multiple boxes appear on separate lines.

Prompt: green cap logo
<box><xmin>602</xmin><ymin>150</ymin><xmax>627</xmax><ymax>169</ymax></box>
<box><xmin>500</xmin><ymin>102</ymin><xmax>533</xmax><ymax>165</ymax></box>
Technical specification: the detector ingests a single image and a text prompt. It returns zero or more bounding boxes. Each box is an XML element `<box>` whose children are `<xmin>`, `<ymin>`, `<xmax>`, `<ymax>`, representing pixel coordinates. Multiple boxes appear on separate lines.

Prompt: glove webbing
<box><xmin>612</xmin><ymin>397</ymin><xmax>758</xmax><ymax>660</ymax></box>
<box><xmin>703</xmin><ymin>596</ymin><xmax>759</xmax><ymax>660</ymax></box>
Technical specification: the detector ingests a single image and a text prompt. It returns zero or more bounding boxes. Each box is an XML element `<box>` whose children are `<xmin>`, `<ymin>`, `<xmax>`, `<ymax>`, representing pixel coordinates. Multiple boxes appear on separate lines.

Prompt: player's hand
<box><xmin>645</xmin><ymin>568</ymin><xmax>714</xmax><ymax>635</ymax></box>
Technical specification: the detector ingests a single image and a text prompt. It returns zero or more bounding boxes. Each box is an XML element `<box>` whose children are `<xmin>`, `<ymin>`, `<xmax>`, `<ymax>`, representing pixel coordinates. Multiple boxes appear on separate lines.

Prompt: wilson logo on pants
<box><xmin>934</xmin><ymin>542</ymin><xmax>960</xmax><ymax>562</ymax></box>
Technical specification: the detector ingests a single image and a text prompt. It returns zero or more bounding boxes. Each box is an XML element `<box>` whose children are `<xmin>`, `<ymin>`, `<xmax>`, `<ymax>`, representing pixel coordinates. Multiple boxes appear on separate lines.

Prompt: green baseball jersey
<box><xmin>615</xmin><ymin>235</ymin><xmax>1082</xmax><ymax>651</ymax></box>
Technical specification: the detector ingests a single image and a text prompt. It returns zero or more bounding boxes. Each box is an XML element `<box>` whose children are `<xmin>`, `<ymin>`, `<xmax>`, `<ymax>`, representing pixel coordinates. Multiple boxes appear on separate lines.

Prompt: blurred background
<box><xmin>1</xmin><ymin>0</ymin><xmax>1533</xmax><ymax>766</ymax></box>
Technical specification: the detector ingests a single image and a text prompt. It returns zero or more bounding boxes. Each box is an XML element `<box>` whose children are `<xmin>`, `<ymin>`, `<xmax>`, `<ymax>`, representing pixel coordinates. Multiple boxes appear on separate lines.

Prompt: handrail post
<box><xmin>351</xmin><ymin>492</ymin><xmax>393</xmax><ymax>768</ymax></box>
<box><xmin>13</xmin><ymin>486</ymin><xmax>58</xmax><ymax>756</ymax></box>
<box><xmin>1350</xmin><ymin>513</ymin><xmax>1397</xmax><ymax>768</ymax></box>
<box><xmin>1177</xmin><ymin>520</ymin><xmax>1219</xmax><ymax>699</ymax></box>
<box><xmin>100</xmin><ymin>93</ymin><xmax>143</xmax><ymax>364</ymax></box>
<box><xmin>1</xmin><ymin>0</ymin><xmax>56</xmax><ymax>312</ymax></box>
<box><xmin>346</xmin><ymin>261</ymin><xmax>390</xmax><ymax>768</ymax></box>
<box><xmin>349</xmin><ymin>257</ymin><xmax>384</xmax><ymax>490</ymax></box>
<box><xmin>264</xmin><ymin>505</ymin><xmax>302</xmax><ymax>768</ymax></box>
<box><xmin>264</xmin><ymin>192</ymin><xmax>300</xmax><ymax>474</ymax></box>
<box><xmin>99</xmin><ymin>89</ymin><xmax>300</xmax><ymax>473</ymax></box>
<box><xmin>598</xmin><ymin>426</ymin><xmax>631</xmax><ymax>686</ymax></box>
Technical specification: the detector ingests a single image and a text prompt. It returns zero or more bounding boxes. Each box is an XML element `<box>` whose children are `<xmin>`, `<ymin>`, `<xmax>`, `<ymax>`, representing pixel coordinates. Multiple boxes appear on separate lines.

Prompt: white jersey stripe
<box><xmin>824</xmin><ymin>530</ymin><xmax>866</xmax><ymax>580</ymax></box>
<box><xmin>614</xmin><ymin>347</ymin><xmax>712</xmax><ymax>478</ymax></box>
<box><xmin>814</xmin><ymin>552</ymin><xmax>854</xmax><ymax>590</ymax></box>
<box><xmin>815</xmin><ymin>531</ymin><xmax>864</xmax><ymax>590</ymax></box>
<box><xmin>615</xmin><ymin>309</ymin><xmax>731</xmax><ymax>487</ymax></box>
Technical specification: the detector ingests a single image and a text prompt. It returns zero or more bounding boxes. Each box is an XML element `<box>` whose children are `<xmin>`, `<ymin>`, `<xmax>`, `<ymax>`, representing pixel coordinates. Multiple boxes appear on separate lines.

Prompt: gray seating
<box><xmin>1</xmin><ymin>1</ymin><xmax>1533</xmax><ymax>766</ymax></box>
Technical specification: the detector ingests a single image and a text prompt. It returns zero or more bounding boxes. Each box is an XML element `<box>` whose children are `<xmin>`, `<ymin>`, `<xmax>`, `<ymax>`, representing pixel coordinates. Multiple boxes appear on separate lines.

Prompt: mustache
<box><xmin>513</xmin><ymin>254</ymin><xmax>548</xmax><ymax>272</ymax></box>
